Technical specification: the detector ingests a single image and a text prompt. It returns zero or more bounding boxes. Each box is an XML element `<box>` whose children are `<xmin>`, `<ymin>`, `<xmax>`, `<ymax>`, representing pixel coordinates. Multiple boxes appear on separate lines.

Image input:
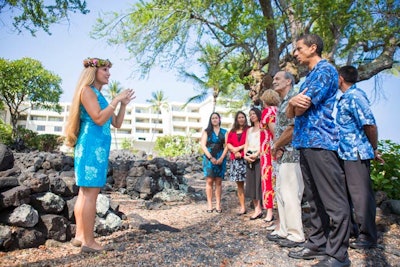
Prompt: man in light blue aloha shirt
<box><xmin>337</xmin><ymin>65</ymin><xmax>384</xmax><ymax>250</ymax></box>
<box><xmin>287</xmin><ymin>34</ymin><xmax>351</xmax><ymax>267</ymax></box>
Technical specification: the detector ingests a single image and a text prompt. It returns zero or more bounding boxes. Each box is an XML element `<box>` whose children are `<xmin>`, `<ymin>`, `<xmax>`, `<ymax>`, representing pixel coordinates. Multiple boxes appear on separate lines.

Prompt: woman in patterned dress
<box><xmin>226</xmin><ymin>111</ymin><xmax>249</xmax><ymax>215</ymax></box>
<box><xmin>65</xmin><ymin>58</ymin><xmax>135</xmax><ymax>253</ymax></box>
<box><xmin>260</xmin><ymin>89</ymin><xmax>280</xmax><ymax>222</ymax></box>
<box><xmin>200</xmin><ymin>112</ymin><xmax>228</xmax><ymax>213</ymax></box>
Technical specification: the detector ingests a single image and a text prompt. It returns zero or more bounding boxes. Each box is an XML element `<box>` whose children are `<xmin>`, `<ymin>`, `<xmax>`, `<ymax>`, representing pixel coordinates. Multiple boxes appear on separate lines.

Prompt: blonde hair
<box><xmin>261</xmin><ymin>89</ymin><xmax>280</xmax><ymax>107</ymax></box>
<box><xmin>64</xmin><ymin>67</ymin><xmax>96</xmax><ymax>147</ymax></box>
<box><xmin>65</xmin><ymin>58</ymin><xmax>112</xmax><ymax>147</ymax></box>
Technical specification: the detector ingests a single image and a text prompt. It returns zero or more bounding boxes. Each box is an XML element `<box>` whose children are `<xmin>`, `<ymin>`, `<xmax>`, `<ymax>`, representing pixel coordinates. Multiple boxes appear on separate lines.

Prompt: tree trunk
<box><xmin>10</xmin><ymin>113</ymin><xmax>19</xmax><ymax>139</ymax></box>
<box><xmin>259</xmin><ymin>0</ymin><xmax>280</xmax><ymax>77</ymax></box>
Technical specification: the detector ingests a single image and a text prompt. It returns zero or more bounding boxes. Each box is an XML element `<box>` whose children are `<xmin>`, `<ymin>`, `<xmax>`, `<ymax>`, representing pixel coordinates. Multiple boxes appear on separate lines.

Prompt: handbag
<box><xmin>246</xmin><ymin>151</ymin><xmax>259</xmax><ymax>169</ymax></box>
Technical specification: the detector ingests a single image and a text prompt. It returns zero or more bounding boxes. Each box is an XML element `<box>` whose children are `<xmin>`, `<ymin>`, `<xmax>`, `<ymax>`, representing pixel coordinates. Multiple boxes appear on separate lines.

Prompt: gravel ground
<box><xmin>0</xmin><ymin>178</ymin><xmax>399</xmax><ymax>267</ymax></box>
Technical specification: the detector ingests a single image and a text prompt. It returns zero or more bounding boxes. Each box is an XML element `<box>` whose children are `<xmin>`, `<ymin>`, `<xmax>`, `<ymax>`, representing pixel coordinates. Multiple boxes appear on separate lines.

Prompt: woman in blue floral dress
<box><xmin>200</xmin><ymin>112</ymin><xmax>228</xmax><ymax>213</ymax></box>
<box><xmin>65</xmin><ymin>57</ymin><xmax>135</xmax><ymax>253</ymax></box>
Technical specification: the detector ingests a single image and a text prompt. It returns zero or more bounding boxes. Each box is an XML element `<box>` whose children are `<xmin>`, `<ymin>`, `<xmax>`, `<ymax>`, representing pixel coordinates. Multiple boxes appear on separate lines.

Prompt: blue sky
<box><xmin>0</xmin><ymin>1</ymin><xmax>399</xmax><ymax>143</ymax></box>
<box><xmin>0</xmin><ymin>0</ymin><xmax>196</xmax><ymax>104</ymax></box>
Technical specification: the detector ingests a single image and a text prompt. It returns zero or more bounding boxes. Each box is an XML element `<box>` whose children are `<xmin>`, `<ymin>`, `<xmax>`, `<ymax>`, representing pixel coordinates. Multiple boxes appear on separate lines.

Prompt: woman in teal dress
<box><xmin>74</xmin><ymin>86</ymin><xmax>111</xmax><ymax>187</ymax></box>
<box><xmin>200</xmin><ymin>112</ymin><xmax>228</xmax><ymax>213</ymax></box>
<box><xmin>65</xmin><ymin>57</ymin><xmax>135</xmax><ymax>253</ymax></box>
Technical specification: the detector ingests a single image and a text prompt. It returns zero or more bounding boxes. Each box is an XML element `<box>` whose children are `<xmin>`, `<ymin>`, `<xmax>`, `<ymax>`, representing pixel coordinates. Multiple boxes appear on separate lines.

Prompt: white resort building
<box><xmin>1</xmin><ymin>97</ymin><xmax>246</xmax><ymax>151</ymax></box>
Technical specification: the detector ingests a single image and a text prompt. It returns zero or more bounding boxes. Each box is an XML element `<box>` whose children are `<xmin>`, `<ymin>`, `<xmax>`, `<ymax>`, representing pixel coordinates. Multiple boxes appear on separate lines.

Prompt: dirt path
<box><xmin>0</xmin><ymin>179</ymin><xmax>399</xmax><ymax>267</ymax></box>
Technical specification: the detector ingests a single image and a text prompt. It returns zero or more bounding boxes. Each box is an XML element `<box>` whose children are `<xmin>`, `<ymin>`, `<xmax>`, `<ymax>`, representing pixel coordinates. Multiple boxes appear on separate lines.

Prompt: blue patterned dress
<box><xmin>202</xmin><ymin>129</ymin><xmax>227</xmax><ymax>179</ymax></box>
<box><xmin>74</xmin><ymin>86</ymin><xmax>112</xmax><ymax>187</ymax></box>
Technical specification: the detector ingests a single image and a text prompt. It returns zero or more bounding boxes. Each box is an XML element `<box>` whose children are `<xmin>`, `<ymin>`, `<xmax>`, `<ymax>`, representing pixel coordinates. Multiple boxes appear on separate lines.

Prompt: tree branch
<box><xmin>358</xmin><ymin>37</ymin><xmax>398</xmax><ymax>81</ymax></box>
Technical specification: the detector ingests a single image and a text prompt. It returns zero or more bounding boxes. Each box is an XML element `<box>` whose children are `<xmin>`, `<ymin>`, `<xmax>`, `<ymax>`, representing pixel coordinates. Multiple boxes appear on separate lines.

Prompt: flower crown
<box><xmin>83</xmin><ymin>58</ymin><xmax>112</xmax><ymax>68</ymax></box>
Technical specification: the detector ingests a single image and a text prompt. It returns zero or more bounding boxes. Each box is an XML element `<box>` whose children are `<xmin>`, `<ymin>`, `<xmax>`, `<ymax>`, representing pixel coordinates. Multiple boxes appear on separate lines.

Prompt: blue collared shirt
<box><xmin>292</xmin><ymin>60</ymin><xmax>339</xmax><ymax>150</ymax></box>
<box><xmin>336</xmin><ymin>84</ymin><xmax>376</xmax><ymax>160</ymax></box>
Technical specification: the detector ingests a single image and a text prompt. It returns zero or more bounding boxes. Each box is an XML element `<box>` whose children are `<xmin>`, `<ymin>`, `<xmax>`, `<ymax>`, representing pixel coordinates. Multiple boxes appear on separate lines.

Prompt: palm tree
<box><xmin>103</xmin><ymin>80</ymin><xmax>122</xmax><ymax>150</ymax></box>
<box><xmin>181</xmin><ymin>44</ymin><xmax>235</xmax><ymax>111</ymax></box>
<box><xmin>146</xmin><ymin>90</ymin><xmax>169</xmax><ymax>148</ymax></box>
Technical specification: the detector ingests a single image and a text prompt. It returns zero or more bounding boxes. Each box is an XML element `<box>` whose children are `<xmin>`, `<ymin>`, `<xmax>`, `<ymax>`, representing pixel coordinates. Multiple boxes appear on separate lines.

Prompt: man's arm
<box><xmin>364</xmin><ymin>124</ymin><xmax>385</xmax><ymax>163</ymax></box>
<box><xmin>272</xmin><ymin>126</ymin><xmax>293</xmax><ymax>158</ymax></box>
<box><xmin>286</xmin><ymin>89</ymin><xmax>311</xmax><ymax>119</ymax></box>
<box><xmin>364</xmin><ymin>124</ymin><xmax>378</xmax><ymax>150</ymax></box>
<box><xmin>274</xmin><ymin>125</ymin><xmax>294</xmax><ymax>149</ymax></box>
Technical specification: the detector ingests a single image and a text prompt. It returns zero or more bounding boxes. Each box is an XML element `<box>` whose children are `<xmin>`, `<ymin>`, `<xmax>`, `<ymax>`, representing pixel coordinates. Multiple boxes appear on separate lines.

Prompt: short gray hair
<box><xmin>283</xmin><ymin>71</ymin><xmax>295</xmax><ymax>87</ymax></box>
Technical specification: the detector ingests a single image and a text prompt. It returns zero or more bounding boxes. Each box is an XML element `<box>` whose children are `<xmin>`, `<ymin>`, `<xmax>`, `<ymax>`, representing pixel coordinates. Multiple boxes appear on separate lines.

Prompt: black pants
<box><xmin>300</xmin><ymin>148</ymin><xmax>350</xmax><ymax>262</ymax></box>
<box><xmin>342</xmin><ymin>157</ymin><xmax>377</xmax><ymax>243</ymax></box>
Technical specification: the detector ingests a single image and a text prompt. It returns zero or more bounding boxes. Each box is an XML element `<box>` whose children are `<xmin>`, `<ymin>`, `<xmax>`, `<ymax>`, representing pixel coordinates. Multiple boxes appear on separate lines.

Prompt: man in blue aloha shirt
<box><xmin>336</xmin><ymin>65</ymin><xmax>384</xmax><ymax>250</ymax></box>
<box><xmin>286</xmin><ymin>34</ymin><xmax>351</xmax><ymax>267</ymax></box>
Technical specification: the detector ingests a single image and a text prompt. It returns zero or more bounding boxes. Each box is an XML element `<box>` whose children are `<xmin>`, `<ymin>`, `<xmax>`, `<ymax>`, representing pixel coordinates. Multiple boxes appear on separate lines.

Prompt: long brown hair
<box><xmin>230</xmin><ymin>111</ymin><xmax>248</xmax><ymax>132</ymax></box>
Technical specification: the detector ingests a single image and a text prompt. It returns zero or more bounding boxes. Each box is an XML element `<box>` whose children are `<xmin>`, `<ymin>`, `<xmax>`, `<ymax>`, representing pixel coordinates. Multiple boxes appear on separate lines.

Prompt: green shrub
<box><xmin>34</xmin><ymin>134</ymin><xmax>63</xmax><ymax>151</ymax></box>
<box><xmin>371</xmin><ymin>140</ymin><xmax>400</xmax><ymax>199</ymax></box>
<box><xmin>154</xmin><ymin>135</ymin><xmax>200</xmax><ymax>158</ymax></box>
<box><xmin>121</xmin><ymin>138</ymin><xmax>138</xmax><ymax>153</ymax></box>
<box><xmin>0</xmin><ymin>121</ymin><xmax>61</xmax><ymax>151</ymax></box>
<box><xmin>17</xmin><ymin>126</ymin><xmax>38</xmax><ymax>148</ymax></box>
<box><xmin>0</xmin><ymin>120</ymin><xmax>13</xmax><ymax>145</ymax></box>
<box><xmin>16</xmin><ymin>127</ymin><xmax>61</xmax><ymax>151</ymax></box>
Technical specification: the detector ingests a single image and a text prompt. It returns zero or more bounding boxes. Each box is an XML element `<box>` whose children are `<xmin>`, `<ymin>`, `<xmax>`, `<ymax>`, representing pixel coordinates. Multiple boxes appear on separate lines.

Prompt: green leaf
<box><xmin>0</xmin><ymin>57</ymin><xmax>62</xmax><ymax>138</ymax></box>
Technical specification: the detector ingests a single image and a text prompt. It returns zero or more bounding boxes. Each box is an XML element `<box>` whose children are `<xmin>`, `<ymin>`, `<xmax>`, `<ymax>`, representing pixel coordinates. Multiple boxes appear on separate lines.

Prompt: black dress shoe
<box><xmin>249</xmin><ymin>212</ymin><xmax>263</xmax><ymax>220</ymax></box>
<box><xmin>277</xmin><ymin>238</ymin><xmax>304</xmax><ymax>248</ymax></box>
<box><xmin>288</xmin><ymin>247</ymin><xmax>326</xmax><ymax>260</ymax></box>
<box><xmin>311</xmin><ymin>256</ymin><xmax>351</xmax><ymax>267</ymax></box>
<box><xmin>349</xmin><ymin>239</ymin><xmax>377</xmax><ymax>249</ymax></box>
<box><xmin>266</xmin><ymin>233</ymin><xmax>285</xmax><ymax>242</ymax></box>
<box><xmin>264</xmin><ymin>215</ymin><xmax>275</xmax><ymax>223</ymax></box>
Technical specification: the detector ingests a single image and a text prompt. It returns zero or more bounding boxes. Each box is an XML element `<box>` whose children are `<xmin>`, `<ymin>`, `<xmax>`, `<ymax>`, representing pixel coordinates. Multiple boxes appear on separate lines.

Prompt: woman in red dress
<box><xmin>226</xmin><ymin>111</ymin><xmax>249</xmax><ymax>215</ymax></box>
<box><xmin>260</xmin><ymin>89</ymin><xmax>280</xmax><ymax>222</ymax></box>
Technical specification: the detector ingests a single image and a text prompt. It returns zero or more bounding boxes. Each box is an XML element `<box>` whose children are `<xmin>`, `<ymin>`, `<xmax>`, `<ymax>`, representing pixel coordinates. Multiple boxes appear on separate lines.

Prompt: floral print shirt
<box><xmin>336</xmin><ymin>84</ymin><xmax>376</xmax><ymax>160</ymax></box>
<box><xmin>292</xmin><ymin>59</ymin><xmax>339</xmax><ymax>151</ymax></box>
<box><xmin>275</xmin><ymin>87</ymin><xmax>300</xmax><ymax>163</ymax></box>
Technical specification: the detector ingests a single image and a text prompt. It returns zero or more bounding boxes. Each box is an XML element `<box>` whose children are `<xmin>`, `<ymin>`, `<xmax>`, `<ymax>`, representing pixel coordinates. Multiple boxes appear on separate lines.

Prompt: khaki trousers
<box><xmin>274</xmin><ymin>162</ymin><xmax>305</xmax><ymax>242</ymax></box>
